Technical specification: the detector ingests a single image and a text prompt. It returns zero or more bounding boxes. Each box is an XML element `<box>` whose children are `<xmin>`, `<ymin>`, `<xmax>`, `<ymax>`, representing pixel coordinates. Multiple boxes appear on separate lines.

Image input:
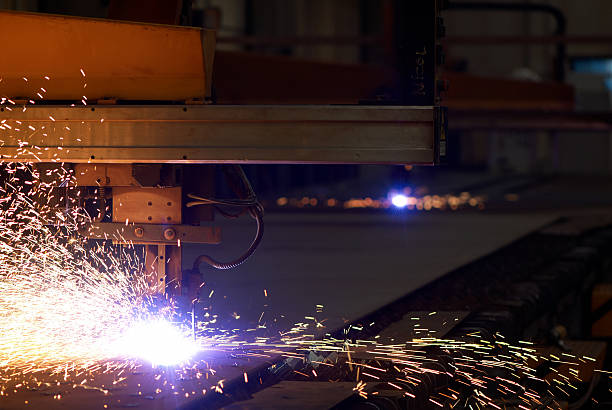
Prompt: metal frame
<box><xmin>0</xmin><ymin>105</ymin><xmax>437</xmax><ymax>164</ymax></box>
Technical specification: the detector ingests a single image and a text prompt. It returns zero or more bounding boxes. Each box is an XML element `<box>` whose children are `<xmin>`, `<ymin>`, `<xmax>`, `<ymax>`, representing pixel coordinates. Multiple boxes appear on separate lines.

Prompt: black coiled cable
<box><xmin>188</xmin><ymin>165</ymin><xmax>264</xmax><ymax>271</ymax></box>
<box><xmin>192</xmin><ymin>202</ymin><xmax>263</xmax><ymax>271</ymax></box>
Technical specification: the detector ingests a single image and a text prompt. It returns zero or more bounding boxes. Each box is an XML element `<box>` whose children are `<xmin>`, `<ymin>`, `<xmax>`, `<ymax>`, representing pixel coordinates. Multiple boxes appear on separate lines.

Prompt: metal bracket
<box><xmin>79</xmin><ymin>222</ymin><xmax>221</xmax><ymax>244</ymax></box>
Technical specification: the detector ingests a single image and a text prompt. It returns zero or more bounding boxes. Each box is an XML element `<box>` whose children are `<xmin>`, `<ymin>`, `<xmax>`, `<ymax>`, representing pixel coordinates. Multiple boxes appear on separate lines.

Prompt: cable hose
<box><xmin>192</xmin><ymin>204</ymin><xmax>263</xmax><ymax>270</ymax></box>
<box><xmin>213</xmin><ymin>205</ymin><xmax>250</xmax><ymax>219</ymax></box>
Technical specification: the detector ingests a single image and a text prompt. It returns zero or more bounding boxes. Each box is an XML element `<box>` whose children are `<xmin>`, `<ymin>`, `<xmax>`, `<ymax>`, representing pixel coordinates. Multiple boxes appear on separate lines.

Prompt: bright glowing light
<box><xmin>114</xmin><ymin>319</ymin><xmax>199</xmax><ymax>366</ymax></box>
<box><xmin>391</xmin><ymin>194</ymin><xmax>409</xmax><ymax>208</ymax></box>
<box><xmin>0</xmin><ymin>163</ymin><xmax>164</xmax><ymax>374</ymax></box>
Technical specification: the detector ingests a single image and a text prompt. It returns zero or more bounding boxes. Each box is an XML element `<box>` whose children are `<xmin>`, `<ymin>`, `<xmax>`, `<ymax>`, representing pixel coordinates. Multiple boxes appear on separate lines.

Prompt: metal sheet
<box><xmin>0</xmin><ymin>105</ymin><xmax>436</xmax><ymax>164</ymax></box>
<box><xmin>222</xmin><ymin>382</ymin><xmax>357</xmax><ymax>410</ymax></box>
<box><xmin>189</xmin><ymin>213</ymin><xmax>559</xmax><ymax>330</ymax></box>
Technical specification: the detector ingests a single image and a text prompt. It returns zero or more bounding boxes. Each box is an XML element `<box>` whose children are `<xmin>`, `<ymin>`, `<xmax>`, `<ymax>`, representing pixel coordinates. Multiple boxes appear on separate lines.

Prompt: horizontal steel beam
<box><xmin>449</xmin><ymin>109</ymin><xmax>612</xmax><ymax>131</ymax></box>
<box><xmin>0</xmin><ymin>105</ymin><xmax>437</xmax><ymax>165</ymax></box>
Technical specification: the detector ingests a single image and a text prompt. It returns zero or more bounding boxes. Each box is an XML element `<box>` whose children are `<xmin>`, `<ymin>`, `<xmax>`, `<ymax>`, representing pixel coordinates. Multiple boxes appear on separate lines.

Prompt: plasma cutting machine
<box><xmin>0</xmin><ymin>2</ymin><xmax>445</xmax><ymax>300</ymax></box>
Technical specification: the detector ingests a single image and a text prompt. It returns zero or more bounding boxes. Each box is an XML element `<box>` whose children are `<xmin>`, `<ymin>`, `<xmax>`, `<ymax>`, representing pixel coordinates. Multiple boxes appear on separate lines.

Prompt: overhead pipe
<box><xmin>446</xmin><ymin>1</ymin><xmax>567</xmax><ymax>82</ymax></box>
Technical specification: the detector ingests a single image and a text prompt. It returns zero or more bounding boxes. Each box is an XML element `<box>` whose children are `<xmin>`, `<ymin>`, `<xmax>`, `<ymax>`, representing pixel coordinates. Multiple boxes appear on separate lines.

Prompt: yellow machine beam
<box><xmin>0</xmin><ymin>10</ymin><xmax>214</xmax><ymax>102</ymax></box>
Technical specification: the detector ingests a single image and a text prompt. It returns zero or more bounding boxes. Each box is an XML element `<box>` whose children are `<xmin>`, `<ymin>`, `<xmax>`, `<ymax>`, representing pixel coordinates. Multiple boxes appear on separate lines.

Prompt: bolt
<box><xmin>163</xmin><ymin>228</ymin><xmax>176</xmax><ymax>241</ymax></box>
<box><xmin>134</xmin><ymin>227</ymin><xmax>144</xmax><ymax>238</ymax></box>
